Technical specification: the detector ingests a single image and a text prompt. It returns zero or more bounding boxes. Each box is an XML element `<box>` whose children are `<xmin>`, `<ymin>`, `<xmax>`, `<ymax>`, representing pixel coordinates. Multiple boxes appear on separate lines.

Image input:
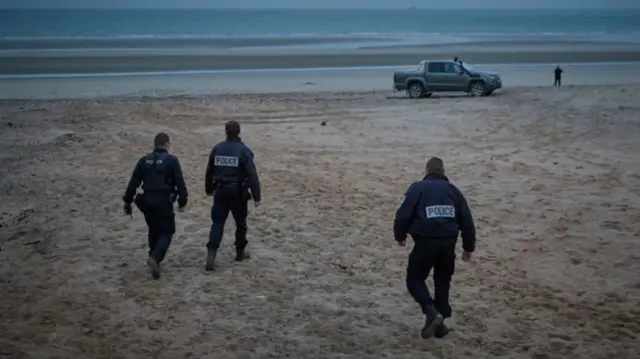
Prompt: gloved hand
<box><xmin>124</xmin><ymin>202</ymin><xmax>132</xmax><ymax>216</ymax></box>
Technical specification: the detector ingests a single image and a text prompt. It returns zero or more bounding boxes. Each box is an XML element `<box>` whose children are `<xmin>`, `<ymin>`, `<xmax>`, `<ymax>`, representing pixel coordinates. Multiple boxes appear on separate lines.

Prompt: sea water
<box><xmin>1</xmin><ymin>8</ymin><xmax>640</xmax><ymax>51</ymax></box>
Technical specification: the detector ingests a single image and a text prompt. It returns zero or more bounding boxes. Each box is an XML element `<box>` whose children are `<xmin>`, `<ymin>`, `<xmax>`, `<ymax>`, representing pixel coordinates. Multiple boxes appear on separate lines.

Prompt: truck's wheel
<box><xmin>469</xmin><ymin>82</ymin><xmax>486</xmax><ymax>97</ymax></box>
<box><xmin>407</xmin><ymin>82</ymin><xmax>425</xmax><ymax>98</ymax></box>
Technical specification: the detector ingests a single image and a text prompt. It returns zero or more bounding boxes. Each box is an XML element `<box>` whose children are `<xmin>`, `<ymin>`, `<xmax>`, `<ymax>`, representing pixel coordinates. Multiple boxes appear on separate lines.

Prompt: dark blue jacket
<box><xmin>122</xmin><ymin>148</ymin><xmax>189</xmax><ymax>208</ymax></box>
<box><xmin>393</xmin><ymin>173</ymin><xmax>476</xmax><ymax>252</ymax></box>
<box><xmin>204</xmin><ymin>137</ymin><xmax>261</xmax><ymax>202</ymax></box>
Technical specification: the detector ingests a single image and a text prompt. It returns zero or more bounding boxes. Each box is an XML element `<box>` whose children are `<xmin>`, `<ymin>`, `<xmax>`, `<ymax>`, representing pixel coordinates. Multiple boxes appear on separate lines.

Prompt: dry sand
<box><xmin>1</xmin><ymin>85</ymin><xmax>640</xmax><ymax>358</ymax></box>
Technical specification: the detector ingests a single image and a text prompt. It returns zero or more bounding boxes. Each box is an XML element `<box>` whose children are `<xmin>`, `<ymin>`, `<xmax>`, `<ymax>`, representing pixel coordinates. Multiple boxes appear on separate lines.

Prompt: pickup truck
<box><xmin>393</xmin><ymin>60</ymin><xmax>502</xmax><ymax>98</ymax></box>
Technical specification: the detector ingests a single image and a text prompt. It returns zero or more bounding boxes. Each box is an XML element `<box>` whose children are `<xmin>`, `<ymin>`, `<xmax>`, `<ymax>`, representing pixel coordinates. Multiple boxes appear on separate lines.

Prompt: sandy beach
<box><xmin>3</xmin><ymin>39</ymin><xmax>640</xmax><ymax>100</ymax></box>
<box><xmin>1</xmin><ymin>83</ymin><xmax>640</xmax><ymax>358</ymax></box>
<box><xmin>3</xmin><ymin>40</ymin><xmax>640</xmax><ymax>75</ymax></box>
<box><xmin>3</xmin><ymin>63</ymin><xmax>640</xmax><ymax>100</ymax></box>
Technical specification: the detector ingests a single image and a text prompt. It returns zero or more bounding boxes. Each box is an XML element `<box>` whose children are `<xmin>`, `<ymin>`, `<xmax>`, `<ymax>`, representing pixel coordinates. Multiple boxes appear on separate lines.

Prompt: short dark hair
<box><xmin>426</xmin><ymin>157</ymin><xmax>444</xmax><ymax>174</ymax></box>
<box><xmin>225</xmin><ymin>121</ymin><xmax>241</xmax><ymax>138</ymax></box>
<box><xmin>154</xmin><ymin>132</ymin><xmax>170</xmax><ymax>148</ymax></box>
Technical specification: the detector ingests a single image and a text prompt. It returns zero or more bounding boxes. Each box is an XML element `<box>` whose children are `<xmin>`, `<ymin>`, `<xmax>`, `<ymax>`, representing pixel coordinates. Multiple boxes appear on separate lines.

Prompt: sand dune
<box><xmin>1</xmin><ymin>85</ymin><xmax>640</xmax><ymax>358</ymax></box>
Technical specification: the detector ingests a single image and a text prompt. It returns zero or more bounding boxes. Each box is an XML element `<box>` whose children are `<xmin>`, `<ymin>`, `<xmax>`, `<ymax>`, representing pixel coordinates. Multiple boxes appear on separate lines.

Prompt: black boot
<box><xmin>147</xmin><ymin>256</ymin><xmax>161</xmax><ymax>280</ymax></box>
<box><xmin>434</xmin><ymin>323</ymin><xmax>450</xmax><ymax>338</ymax></box>
<box><xmin>234</xmin><ymin>249</ymin><xmax>250</xmax><ymax>262</ymax></box>
<box><xmin>421</xmin><ymin>305</ymin><xmax>444</xmax><ymax>339</ymax></box>
<box><xmin>205</xmin><ymin>250</ymin><xmax>217</xmax><ymax>271</ymax></box>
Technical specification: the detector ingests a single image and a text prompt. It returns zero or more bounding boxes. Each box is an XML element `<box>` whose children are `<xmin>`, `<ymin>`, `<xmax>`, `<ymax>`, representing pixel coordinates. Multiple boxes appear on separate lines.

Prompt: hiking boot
<box><xmin>147</xmin><ymin>257</ymin><xmax>160</xmax><ymax>280</ymax></box>
<box><xmin>420</xmin><ymin>305</ymin><xmax>444</xmax><ymax>339</ymax></box>
<box><xmin>234</xmin><ymin>249</ymin><xmax>250</xmax><ymax>262</ymax></box>
<box><xmin>434</xmin><ymin>323</ymin><xmax>450</xmax><ymax>339</ymax></box>
<box><xmin>205</xmin><ymin>250</ymin><xmax>217</xmax><ymax>271</ymax></box>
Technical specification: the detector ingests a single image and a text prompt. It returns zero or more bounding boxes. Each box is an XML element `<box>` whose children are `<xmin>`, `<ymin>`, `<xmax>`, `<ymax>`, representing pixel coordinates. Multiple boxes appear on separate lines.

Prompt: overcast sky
<box><xmin>1</xmin><ymin>0</ymin><xmax>638</xmax><ymax>9</ymax></box>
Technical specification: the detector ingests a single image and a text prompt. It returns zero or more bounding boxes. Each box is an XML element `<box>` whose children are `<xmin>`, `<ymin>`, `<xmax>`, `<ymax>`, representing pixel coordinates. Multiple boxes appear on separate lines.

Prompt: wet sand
<box><xmin>3</xmin><ymin>41</ymin><xmax>640</xmax><ymax>75</ymax></box>
<box><xmin>1</xmin><ymin>85</ymin><xmax>640</xmax><ymax>358</ymax></box>
<box><xmin>2</xmin><ymin>63</ymin><xmax>640</xmax><ymax>99</ymax></box>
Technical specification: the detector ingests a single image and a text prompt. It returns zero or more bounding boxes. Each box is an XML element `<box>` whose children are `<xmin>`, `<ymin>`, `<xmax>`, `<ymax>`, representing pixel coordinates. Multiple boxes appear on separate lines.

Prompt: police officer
<box><xmin>393</xmin><ymin>157</ymin><xmax>476</xmax><ymax>339</ymax></box>
<box><xmin>123</xmin><ymin>132</ymin><xmax>188</xmax><ymax>280</ymax></box>
<box><xmin>204</xmin><ymin>120</ymin><xmax>261</xmax><ymax>271</ymax></box>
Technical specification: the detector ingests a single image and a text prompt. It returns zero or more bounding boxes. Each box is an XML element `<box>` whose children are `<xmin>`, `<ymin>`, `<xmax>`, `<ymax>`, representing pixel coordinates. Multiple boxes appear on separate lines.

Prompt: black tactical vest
<box><xmin>212</xmin><ymin>140</ymin><xmax>245</xmax><ymax>188</ymax></box>
<box><xmin>141</xmin><ymin>152</ymin><xmax>171</xmax><ymax>193</ymax></box>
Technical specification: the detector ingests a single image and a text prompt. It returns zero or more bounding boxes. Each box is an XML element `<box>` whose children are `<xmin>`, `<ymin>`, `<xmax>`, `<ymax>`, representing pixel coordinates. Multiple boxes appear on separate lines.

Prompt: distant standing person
<box><xmin>123</xmin><ymin>132</ymin><xmax>188</xmax><ymax>280</ymax></box>
<box><xmin>554</xmin><ymin>65</ymin><xmax>563</xmax><ymax>87</ymax></box>
<box><xmin>393</xmin><ymin>157</ymin><xmax>476</xmax><ymax>339</ymax></box>
<box><xmin>204</xmin><ymin>120</ymin><xmax>261</xmax><ymax>271</ymax></box>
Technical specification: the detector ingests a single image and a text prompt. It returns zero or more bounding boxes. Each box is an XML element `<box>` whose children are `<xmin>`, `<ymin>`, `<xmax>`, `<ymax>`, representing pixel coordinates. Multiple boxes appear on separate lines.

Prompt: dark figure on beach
<box><xmin>453</xmin><ymin>56</ymin><xmax>459</xmax><ymax>62</ymax></box>
<box><xmin>554</xmin><ymin>65</ymin><xmax>563</xmax><ymax>87</ymax></box>
<box><xmin>123</xmin><ymin>132</ymin><xmax>189</xmax><ymax>279</ymax></box>
<box><xmin>204</xmin><ymin>121</ymin><xmax>261</xmax><ymax>271</ymax></box>
<box><xmin>393</xmin><ymin>157</ymin><xmax>476</xmax><ymax>339</ymax></box>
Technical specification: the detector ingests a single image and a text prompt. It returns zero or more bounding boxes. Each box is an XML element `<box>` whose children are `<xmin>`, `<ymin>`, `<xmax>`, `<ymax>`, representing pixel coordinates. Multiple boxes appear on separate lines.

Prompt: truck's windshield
<box><xmin>461</xmin><ymin>62</ymin><xmax>475</xmax><ymax>73</ymax></box>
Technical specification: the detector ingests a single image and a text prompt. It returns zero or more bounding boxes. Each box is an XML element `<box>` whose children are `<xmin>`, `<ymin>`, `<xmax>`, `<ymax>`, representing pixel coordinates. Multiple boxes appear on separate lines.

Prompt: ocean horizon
<box><xmin>2</xmin><ymin>8</ymin><xmax>640</xmax><ymax>50</ymax></box>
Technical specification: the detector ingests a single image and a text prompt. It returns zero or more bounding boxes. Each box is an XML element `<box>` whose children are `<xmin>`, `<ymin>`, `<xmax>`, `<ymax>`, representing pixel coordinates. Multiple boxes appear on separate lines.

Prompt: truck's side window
<box><xmin>428</xmin><ymin>62</ymin><xmax>445</xmax><ymax>73</ymax></box>
<box><xmin>444</xmin><ymin>62</ymin><xmax>462</xmax><ymax>74</ymax></box>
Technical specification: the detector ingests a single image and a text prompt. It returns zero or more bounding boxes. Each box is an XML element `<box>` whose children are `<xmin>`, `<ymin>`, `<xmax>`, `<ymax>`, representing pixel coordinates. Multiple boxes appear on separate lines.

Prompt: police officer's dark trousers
<box><xmin>406</xmin><ymin>237</ymin><xmax>457</xmax><ymax>318</ymax></box>
<box><xmin>207</xmin><ymin>192</ymin><xmax>248</xmax><ymax>252</ymax></box>
<box><xmin>140</xmin><ymin>193</ymin><xmax>175</xmax><ymax>263</ymax></box>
